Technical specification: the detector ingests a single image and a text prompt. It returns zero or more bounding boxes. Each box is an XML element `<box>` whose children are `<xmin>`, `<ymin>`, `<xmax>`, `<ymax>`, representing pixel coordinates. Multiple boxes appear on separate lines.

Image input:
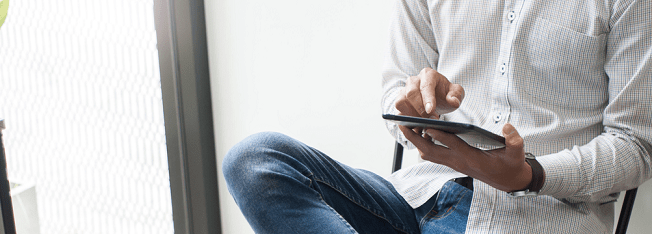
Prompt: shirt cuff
<box><xmin>536</xmin><ymin>150</ymin><xmax>581</xmax><ymax>198</ymax></box>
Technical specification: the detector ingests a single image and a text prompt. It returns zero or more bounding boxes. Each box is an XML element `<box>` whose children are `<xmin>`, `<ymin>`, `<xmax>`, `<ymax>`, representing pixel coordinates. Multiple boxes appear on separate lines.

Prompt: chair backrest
<box><xmin>391</xmin><ymin>142</ymin><xmax>638</xmax><ymax>234</ymax></box>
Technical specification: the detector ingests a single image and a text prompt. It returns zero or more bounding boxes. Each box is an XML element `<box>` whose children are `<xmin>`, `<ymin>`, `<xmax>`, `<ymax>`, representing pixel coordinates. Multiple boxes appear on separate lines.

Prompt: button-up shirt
<box><xmin>381</xmin><ymin>0</ymin><xmax>652</xmax><ymax>233</ymax></box>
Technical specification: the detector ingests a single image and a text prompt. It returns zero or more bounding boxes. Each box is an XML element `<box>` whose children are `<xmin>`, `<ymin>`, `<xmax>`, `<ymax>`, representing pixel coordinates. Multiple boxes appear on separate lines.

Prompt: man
<box><xmin>223</xmin><ymin>0</ymin><xmax>651</xmax><ymax>233</ymax></box>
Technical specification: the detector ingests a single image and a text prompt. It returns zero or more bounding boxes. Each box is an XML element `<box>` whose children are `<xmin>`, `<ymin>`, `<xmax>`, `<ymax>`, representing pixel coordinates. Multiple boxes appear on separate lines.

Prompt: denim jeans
<box><xmin>223</xmin><ymin>132</ymin><xmax>472</xmax><ymax>234</ymax></box>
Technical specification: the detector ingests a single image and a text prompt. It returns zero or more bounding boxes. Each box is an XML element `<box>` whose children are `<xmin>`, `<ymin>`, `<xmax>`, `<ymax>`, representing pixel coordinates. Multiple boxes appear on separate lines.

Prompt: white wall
<box><xmin>204</xmin><ymin>1</ymin><xmax>652</xmax><ymax>233</ymax></box>
<box><xmin>204</xmin><ymin>1</ymin><xmax>419</xmax><ymax>233</ymax></box>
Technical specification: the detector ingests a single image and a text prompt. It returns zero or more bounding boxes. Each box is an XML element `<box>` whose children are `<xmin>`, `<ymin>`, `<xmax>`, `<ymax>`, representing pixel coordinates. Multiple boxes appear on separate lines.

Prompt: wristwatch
<box><xmin>508</xmin><ymin>153</ymin><xmax>544</xmax><ymax>197</ymax></box>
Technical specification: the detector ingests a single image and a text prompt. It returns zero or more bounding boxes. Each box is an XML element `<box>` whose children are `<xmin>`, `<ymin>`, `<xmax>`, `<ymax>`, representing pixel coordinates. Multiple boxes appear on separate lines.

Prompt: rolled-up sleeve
<box><xmin>381</xmin><ymin>0</ymin><xmax>439</xmax><ymax>148</ymax></box>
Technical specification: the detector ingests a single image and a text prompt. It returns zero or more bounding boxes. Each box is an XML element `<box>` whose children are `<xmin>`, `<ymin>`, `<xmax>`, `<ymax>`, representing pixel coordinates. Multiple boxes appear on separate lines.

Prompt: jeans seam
<box><xmin>419</xmin><ymin>191</ymin><xmax>441</xmax><ymax>229</ymax></box>
<box><xmin>313</xmin><ymin>178</ymin><xmax>412</xmax><ymax>234</ymax></box>
<box><xmin>317</xmin><ymin>195</ymin><xmax>358</xmax><ymax>234</ymax></box>
<box><xmin>425</xmin><ymin>187</ymin><xmax>470</xmax><ymax>221</ymax></box>
<box><xmin>307</xmin><ymin>172</ymin><xmax>314</xmax><ymax>188</ymax></box>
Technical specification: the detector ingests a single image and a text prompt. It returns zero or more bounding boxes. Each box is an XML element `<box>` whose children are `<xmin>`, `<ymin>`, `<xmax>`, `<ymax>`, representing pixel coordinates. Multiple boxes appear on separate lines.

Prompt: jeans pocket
<box><xmin>423</xmin><ymin>181</ymin><xmax>471</xmax><ymax>221</ymax></box>
<box><xmin>419</xmin><ymin>181</ymin><xmax>472</xmax><ymax>233</ymax></box>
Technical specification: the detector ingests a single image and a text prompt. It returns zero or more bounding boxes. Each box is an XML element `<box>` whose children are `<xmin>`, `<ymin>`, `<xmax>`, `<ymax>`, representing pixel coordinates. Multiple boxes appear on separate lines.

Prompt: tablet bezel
<box><xmin>382</xmin><ymin>114</ymin><xmax>506</xmax><ymax>148</ymax></box>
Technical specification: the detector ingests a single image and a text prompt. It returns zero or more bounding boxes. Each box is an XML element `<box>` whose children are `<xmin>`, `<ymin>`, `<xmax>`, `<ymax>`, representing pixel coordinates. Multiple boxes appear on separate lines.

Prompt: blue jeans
<box><xmin>223</xmin><ymin>132</ymin><xmax>472</xmax><ymax>234</ymax></box>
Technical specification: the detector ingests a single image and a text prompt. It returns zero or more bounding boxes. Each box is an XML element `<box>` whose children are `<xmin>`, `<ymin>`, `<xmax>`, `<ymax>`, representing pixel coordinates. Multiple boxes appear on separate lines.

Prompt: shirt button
<box><xmin>507</xmin><ymin>11</ymin><xmax>516</xmax><ymax>22</ymax></box>
<box><xmin>499</xmin><ymin>63</ymin><xmax>506</xmax><ymax>74</ymax></box>
<box><xmin>494</xmin><ymin>114</ymin><xmax>502</xmax><ymax>122</ymax></box>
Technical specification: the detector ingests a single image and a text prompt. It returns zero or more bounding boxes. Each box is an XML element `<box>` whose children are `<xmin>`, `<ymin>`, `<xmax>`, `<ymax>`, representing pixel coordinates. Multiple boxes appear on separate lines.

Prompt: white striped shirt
<box><xmin>381</xmin><ymin>0</ymin><xmax>652</xmax><ymax>233</ymax></box>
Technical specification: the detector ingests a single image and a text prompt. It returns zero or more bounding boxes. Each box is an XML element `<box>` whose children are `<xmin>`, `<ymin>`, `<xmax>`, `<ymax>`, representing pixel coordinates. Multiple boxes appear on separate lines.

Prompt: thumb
<box><xmin>446</xmin><ymin>83</ymin><xmax>465</xmax><ymax>109</ymax></box>
<box><xmin>502</xmin><ymin>123</ymin><xmax>524</xmax><ymax>157</ymax></box>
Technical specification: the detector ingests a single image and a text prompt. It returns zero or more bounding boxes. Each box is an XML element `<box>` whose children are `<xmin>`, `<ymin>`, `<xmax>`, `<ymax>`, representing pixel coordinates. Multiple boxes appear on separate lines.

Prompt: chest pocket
<box><xmin>512</xmin><ymin>18</ymin><xmax>609</xmax><ymax>110</ymax></box>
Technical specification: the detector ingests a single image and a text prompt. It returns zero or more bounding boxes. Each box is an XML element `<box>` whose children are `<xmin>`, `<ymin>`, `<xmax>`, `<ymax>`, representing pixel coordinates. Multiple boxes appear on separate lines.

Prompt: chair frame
<box><xmin>0</xmin><ymin>119</ymin><xmax>16</xmax><ymax>234</ymax></box>
<box><xmin>391</xmin><ymin>142</ymin><xmax>638</xmax><ymax>234</ymax></box>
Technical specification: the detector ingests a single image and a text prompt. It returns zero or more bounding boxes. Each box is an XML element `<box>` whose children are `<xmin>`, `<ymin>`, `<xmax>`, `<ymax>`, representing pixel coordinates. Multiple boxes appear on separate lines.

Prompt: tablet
<box><xmin>382</xmin><ymin>114</ymin><xmax>505</xmax><ymax>148</ymax></box>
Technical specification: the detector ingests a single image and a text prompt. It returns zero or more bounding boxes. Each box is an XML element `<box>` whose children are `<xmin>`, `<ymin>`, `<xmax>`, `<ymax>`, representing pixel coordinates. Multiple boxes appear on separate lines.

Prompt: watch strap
<box><xmin>524</xmin><ymin>153</ymin><xmax>544</xmax><ymax>193</ymax></box>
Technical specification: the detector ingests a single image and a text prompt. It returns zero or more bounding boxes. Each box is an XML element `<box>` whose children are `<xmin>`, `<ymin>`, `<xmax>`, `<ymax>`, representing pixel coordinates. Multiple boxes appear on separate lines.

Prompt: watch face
<box><xmin>524</xmin><ymin>152</ymin><xmax>536</xmax><ymax>160</ymax></box>
<box><xmin>0</xmin><ymin>0</ymin><xmax>8</xmax><ymax>29</ymax></box>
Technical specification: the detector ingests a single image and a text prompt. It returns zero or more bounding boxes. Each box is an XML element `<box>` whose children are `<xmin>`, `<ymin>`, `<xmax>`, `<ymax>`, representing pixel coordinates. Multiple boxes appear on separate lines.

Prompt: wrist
<box><xmin>508</xmin><ymin>153</ymin><xmax>545</xmax><ymax>197</ymax></box>
<box><xmin>514</xmin><ymin>161</ymin><xmax>533</xmax><ymax>191</ymax></box>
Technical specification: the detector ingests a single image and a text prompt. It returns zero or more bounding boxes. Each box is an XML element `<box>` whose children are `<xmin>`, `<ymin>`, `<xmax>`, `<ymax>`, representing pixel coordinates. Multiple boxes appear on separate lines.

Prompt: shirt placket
<box><xmin>481</xmin><ymin>0</ymin><xmax>524</xmax><ymax>232</ymax></box>
<box><xmin>488</xmin><ymin>0</ymin><xmax>523</xmax><ymax>132</ymax></box>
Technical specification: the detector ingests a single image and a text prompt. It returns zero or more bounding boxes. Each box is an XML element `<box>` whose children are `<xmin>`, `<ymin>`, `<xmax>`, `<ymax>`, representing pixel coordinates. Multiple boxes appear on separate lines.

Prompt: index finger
<box><xmin>405</xmin><ymin>75</ymin><xmax>427</xmax><ymax>116</ymax></box>
<box><xmin>419</xmin><ymin>68</ymin><xmax>440</xmax><ymax>117</ymax></box>
<box><xmin>398</xmin><ymin>125</ymin><xmax>450</xmax><ymax>163</ymax></box>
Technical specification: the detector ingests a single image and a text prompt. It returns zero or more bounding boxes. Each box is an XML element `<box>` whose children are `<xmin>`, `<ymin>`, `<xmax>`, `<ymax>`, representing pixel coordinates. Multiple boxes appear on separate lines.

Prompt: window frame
<box><xmin>153</xmin><ymin>0</ymin><xmax>221</xmax><ymax>233</ymax></box>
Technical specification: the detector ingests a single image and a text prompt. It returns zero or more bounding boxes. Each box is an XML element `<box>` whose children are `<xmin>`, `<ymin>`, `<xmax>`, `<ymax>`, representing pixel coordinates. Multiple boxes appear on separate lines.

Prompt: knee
<box><xmin>222</xmin><ymin>132</ymin><xmax>296</xmax><ymax>184</ymax></box>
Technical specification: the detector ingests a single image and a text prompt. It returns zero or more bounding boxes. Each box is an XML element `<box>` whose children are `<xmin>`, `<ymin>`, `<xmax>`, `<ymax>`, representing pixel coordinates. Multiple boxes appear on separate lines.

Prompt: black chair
<box><xmin>391</xmin><ymin>142</ymin><xmax>638</xmax><ymax>234</ymax></box>
<box><xmin>0</xmin><ymin>119</ymin><xmax>16</xmax><ymax>234</ymax></box>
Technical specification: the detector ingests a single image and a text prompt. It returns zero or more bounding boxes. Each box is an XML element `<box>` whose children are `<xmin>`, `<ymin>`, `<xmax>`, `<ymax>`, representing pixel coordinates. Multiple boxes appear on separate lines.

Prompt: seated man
<box><xmin>222</xmin><ymin>0</ymin><xmax>652</xmax><ymax>233</ymax></box>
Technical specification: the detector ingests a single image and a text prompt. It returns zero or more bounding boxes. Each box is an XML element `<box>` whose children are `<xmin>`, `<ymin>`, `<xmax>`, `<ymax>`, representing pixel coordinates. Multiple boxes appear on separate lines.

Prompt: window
<box><xmin>0</xmin><ymin>1</ymin><xmax>173</xmax><ymax>233</ymax></box>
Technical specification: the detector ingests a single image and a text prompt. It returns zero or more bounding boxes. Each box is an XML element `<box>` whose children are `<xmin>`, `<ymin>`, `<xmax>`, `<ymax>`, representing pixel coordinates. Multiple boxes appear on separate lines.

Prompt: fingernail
<box><xmin>452</xmin><ymin>97</ymin><xmax>460</xmax><ymax>106</ymax></box>
<box><xmin>503</xmin><ymin>124</ymin><xmax>516</xmax><ymax>135</ymax></box>
<box><xmin>425</xmin><ymin>102</ymin><xmax>433</xmax><ymax>114</ymax></box>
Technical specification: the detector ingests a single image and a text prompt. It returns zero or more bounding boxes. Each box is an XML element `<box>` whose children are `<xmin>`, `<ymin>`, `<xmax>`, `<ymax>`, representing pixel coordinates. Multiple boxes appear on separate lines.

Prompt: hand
<box><xmin>399</xmin><ymin>123</ymin><xmax>533</xmax><ymax>192</ymax></box>
<box><xmin>395</xmin><ymin>68</ymin><xmax>465</xmax><ymax>119</ymax></box>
